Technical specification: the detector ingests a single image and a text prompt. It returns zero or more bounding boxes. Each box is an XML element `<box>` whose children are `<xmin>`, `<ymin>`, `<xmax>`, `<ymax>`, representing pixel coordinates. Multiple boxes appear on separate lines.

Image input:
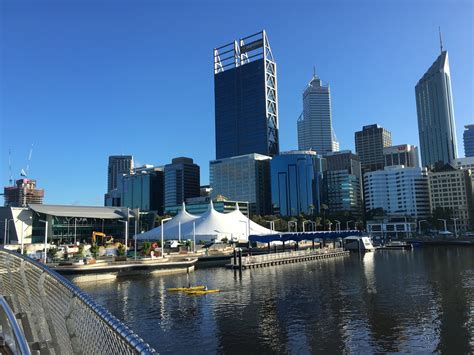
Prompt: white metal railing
<box><xmin>0</xmin><ymin>295</ymin><xmax>31</xmax><ymax>354</ymax></box>
<box><xmin>0</xmin><ymin>248</ymin><xmax>155</xmax><ymax>354</ymax></box>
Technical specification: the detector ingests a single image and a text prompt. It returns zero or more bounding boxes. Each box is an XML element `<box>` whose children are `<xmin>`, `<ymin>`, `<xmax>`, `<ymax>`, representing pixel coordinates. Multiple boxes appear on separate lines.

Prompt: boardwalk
<box><xmin>227</xmin><ymin>248</ymin><xmax>349</xmax><ymax>270</ymax></box>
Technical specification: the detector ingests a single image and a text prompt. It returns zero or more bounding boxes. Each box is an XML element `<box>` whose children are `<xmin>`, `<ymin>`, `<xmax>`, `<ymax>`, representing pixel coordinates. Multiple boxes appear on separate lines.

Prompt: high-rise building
<box><xmin>464</xmin><ymin>125</ymin><xmax>474</xmax><ymax>157</ymax></box>
<box><xmin>213</xmin><ymin>30</ymin><xmax>279</xmax><ymax>159</ymax></box>
<box><xmin>383</xmin><ymin>144</ymin><xmax>420</xmax><ymax>168</ymax></box>
<box><xmin>164</xmin><ymin>157</ymin><xmax>200</xmax><ymax>208</ymax></box>
<box><xmin>324</xmin><ymin>151</ymin><xmax>363</xmax><ymax>217</ymax></box>
<box><xmin>210</xmin><ymin>153</ymin><xmax>271</xmax><ymax>215</ymax></box>
<box><xmin>453</xmin><ymin>157</ymin><xmax>474</xmax><ymax>181</ymax></box>
<box><xmin>415</xmin><ymin>50</ymin><xmax>457</xmax><ymax>167</ymax></box>
<box><xmin>355</xmin><ymin>124</ymin><xmax>392</xmax><ymax>173</ymax></box>
<box><xmin>122</xmin><ymin>165</ymin><xmax>164</xmax><ymax>214</ymax></box>
<box><xmin>4</xmin><ymin>179</ymin><xmax>44</xmax><ymax>207</ymax></box>
<box><xmin>297</xmin><ymin>71</ymin><xmax>339</xmax><ymax>154</ymax></box>
<box><xmin>270</xmin><ymin>151</ymin><xmax>325</xmax><ymax>217</ymax></box>
<box><xmin>364</xmin><ymin>166</ymin><xmax>430</xmax><ymax>219</ymax></box>
<box><xmin>429</xmin><ymin>164</ymin><xmax>473</xmax><ymax>231</ymax></box>
<box><xmin>105</xmin><ymin>155</ymin><xmax>133</xmax><ymax>207</ymax></box>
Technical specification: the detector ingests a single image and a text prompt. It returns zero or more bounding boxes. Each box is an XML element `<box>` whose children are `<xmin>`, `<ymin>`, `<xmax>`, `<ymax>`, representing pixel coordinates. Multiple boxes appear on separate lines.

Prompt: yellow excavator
<box><xmin>91</xmin><ymin>231</ymin><xmax>114</xmax><ymax>246</ymax></box>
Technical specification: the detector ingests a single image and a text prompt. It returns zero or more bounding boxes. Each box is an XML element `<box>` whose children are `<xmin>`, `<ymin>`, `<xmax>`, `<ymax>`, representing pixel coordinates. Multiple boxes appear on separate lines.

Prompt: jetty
<box><xmin>226</xmin><ymin>248</ymin><xmax>349</xmax><ymax>270</ymax></box>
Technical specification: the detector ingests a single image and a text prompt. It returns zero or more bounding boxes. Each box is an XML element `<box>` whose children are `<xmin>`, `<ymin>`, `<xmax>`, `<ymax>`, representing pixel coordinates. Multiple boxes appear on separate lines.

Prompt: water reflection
<box><xmin>79</xmin><ymin>247</ymin><xmax>474</xmax><ymax>354</ymax></box>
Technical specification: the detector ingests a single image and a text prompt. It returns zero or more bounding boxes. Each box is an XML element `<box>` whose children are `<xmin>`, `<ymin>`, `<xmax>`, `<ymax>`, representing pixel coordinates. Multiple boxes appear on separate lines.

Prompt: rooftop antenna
<box><xmin>439</xmin><ymin>26</ymin><xmax>444</xmax><ymax>53</ymax></box>
<box><xmin>8</xmin><ymin>149</ymin><xmax>13</xmax><ymax>186</ymax></box>
<box><xmin>313</xmin><ymin>66</ymin><xmax>316</xmax><ymax>77</ymax></box>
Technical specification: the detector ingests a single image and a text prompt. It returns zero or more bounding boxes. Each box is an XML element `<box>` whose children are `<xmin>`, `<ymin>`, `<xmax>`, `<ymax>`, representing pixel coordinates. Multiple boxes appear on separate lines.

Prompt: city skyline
<box><xmin>1</xmin><ymin>0</ymin><xmax>472</xmax><ymax>205</ymax></box>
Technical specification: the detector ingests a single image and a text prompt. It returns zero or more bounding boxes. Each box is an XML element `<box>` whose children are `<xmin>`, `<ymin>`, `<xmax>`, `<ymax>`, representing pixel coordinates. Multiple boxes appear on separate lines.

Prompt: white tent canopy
<box><xmin>135</xmin><ymin>201</ymin><xmax>275</xmax><ymax>242</ymax></box>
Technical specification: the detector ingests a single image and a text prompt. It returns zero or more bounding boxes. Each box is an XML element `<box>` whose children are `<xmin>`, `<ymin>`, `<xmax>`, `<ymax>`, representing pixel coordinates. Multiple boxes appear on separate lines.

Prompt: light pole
<box><xmin>74</xmin><ymin>217</ymin><xmax>77</xmax><ymax>245</ymax></box>
<box><xmin>302</xmin><ymin>220</ymin><xmax>311</xmax><ymax>232</ymax></box>
<box><xmin>418</xmin><ymin>219</ymin><xmax>427</xmax><ymax>234</ymax></box>
<box><xmin>193</xmin><ymin>221</ymin><xmax>196</xmax><ymax>253</ymax></box>
<box><xmin>118</xmin><ymin>220</ymin><xmax>129</xmax><ymax>256</ymax></box>
<box><xmin>438</xmin><ymin>219</ymin><xmax>447</xmax><ymax>233</ymax></box>
<box><xmin>346</xmin><ymin>220</ymin><xmax>353</xmax><ymax>230</ymax></box>
<box><xmin>161</xmin><ymin>217</ymin><xmax>172</xmax><ymax>258</ymax></box>
<box><xmin>334</xmin><ymin>220</ymin><xmax>341</xmax><ymax>232</ymax></box>
<box><xmin>266</xmin><ymin>219</ymin><xmax>279</xmax><ymax>232</ymax></box>
<box><xmin>451</xmin><ymin>218</ymin><xmax>458</xmax><ymax>237</ymax></box>
<box><xmin>39</xmin><ymin>219</ymin><xmax>48</xmax><ymax>264</ymax></box>
<box><xmin>310</xmin><ymin>221</ymin><xmax>317</xmax><ymax>231</ymax></box>
<box><xmin>327</xmin><ymin>221</ymin><xmax>332</xmax><ymax>232</ymax></box>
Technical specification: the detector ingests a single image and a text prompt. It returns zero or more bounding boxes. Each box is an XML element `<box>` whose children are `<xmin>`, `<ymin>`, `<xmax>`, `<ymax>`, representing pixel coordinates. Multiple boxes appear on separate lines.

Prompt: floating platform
<box><xmin>226</xmin><ymin>249</ymin><xmax>349</xmax><ymax>270</ymax></box>
<box><xmin>52</xmin><ymin>257</ymin><xmax>197</xmax><ymax>282</ymax></box>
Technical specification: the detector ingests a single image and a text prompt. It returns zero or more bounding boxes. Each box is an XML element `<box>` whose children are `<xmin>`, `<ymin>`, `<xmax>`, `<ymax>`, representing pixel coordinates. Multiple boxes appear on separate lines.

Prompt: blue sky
<box><xmin>1</xmin><ymin>0</ymin><xmax>472</xmax><ymax>206</ymax></box>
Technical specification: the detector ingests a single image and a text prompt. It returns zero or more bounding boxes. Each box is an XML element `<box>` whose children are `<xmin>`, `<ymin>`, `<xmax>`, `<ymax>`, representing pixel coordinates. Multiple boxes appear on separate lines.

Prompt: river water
<box><xmin>79</xmin><ymin>247</ymin><xmax>474</xmax><ymax>354</ymax></box>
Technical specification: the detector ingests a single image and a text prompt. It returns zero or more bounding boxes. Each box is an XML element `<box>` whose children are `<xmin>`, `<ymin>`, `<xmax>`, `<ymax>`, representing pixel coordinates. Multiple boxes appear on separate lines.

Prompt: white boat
<box><xmin>343</xmin><ymin>236</ymin><xmax>375</xmax><ymax>252</ymax></box>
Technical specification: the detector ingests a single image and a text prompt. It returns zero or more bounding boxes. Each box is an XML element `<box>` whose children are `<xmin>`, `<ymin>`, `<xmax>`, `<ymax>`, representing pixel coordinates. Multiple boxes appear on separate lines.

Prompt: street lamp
<box><xmin>161</xmin><ymin>217</ymin><xmax>172</xmax><ymax>258</ymax></box>
<box><xmin>38</xmin><ymin>219</ymin><xmax>48</xmax><ymax>264</ymax></box>
<box><xmin>451</xmin><ymin>218</ymin><xmax>458</xmax><ymax>237</ymax></box>
<box><xmin>418</xmin><ymin>219</ymin><xmax>427</xmax><ymax>234</ymax></box>
<box><xmin>302</xmin><ymin>220</ymin><xmax>311</xmax><ymax>232</ymax></box>
<box><xmin>288</xmin><ymin>220</ymin><xmax>297</xmax><ymax>232</ymax></box>
<box><xmin>346</xmin><ymin>220</ymin><xmax>353</xmax><ymax>230</ymax></box>
<box><xmin>193</xmin><ymin>221</ymin><xmax>196</xmax><ymax>253</ymax></box>
<box><xmin>3</xmin><ymin>218</ymin><xmax>13</xmax><ymax>245</ymax></box>
<box><xmin>334</xmin><ymin>220</ymin><xmax>341</xmax><ymax>232</ymax></box>
<box><xmin>310</xmin><ymin>221</ymin><xmax>317</xmax><ymax>231</ymax></box>
<box><xmin>118</xmin><ymin>220</ymin><xmax>129</xmax><ymax>255</ymax></box>
<box><xmin>327</xmin><ymin>221</ymin><xmax>332</xmax><ymax>232</ymax></box>
<box><xmin>438</xmin><ymin>219</ymin><xmax>447</xmax><ymax>233</ymax></box>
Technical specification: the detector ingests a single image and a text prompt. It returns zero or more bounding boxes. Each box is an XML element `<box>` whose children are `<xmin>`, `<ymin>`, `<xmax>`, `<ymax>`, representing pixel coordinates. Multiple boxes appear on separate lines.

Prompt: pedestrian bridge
<box><xmin>0</xmin><ymin>248</ymin><xmax>156</xmax><ymax>354</ymax></box>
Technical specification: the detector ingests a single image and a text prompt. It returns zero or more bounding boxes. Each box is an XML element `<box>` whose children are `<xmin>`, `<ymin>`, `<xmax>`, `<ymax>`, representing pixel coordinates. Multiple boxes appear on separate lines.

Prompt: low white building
<box><xmin>363</xmin><ymin>165</ymin><xmax>430</xmax><ymax>219</ymax></box>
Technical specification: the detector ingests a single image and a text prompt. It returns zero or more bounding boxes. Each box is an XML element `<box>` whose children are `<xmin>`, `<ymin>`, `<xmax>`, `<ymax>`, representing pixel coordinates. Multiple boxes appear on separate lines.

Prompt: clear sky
<box><xmin>1</xmin><ymin>0</ymin><xmax>473</xmax><ymax>206</ymax></box>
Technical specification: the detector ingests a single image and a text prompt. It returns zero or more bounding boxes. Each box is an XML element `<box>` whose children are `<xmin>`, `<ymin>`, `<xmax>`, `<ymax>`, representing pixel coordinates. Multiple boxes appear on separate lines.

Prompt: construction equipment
<box><xmin>91</xmin><ymin>231</ymin><xmax>114</xmax><ymax>246</ymax></box>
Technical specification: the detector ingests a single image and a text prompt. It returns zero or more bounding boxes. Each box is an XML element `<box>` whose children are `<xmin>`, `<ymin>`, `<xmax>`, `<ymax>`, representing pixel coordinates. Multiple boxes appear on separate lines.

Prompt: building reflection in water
<box><xmin>78</xmin><ymin>247</ymin><xmax>474</xmax><ymax>354</ymax></box>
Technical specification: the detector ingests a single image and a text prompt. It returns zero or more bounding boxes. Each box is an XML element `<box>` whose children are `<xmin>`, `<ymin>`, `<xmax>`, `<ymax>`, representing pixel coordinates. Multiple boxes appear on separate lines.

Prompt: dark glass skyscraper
<box><xmin>214</xmin><ymin>30</ymin><xmax>279</xmax><ymax>159</ymax></box>
<box><xmin>464</xmin><ymin>125</ymin><xmax>474</xmax><ymax>157</ymax></box>
<box><xmin>164</xmin><ymin>157</ymin><xmax>200</xmax><ymax>208</ymax></box>
<box><xmin>415</xmin><ymin>50</ymin><xmax>457</xmax><ymax>166</ymax></box>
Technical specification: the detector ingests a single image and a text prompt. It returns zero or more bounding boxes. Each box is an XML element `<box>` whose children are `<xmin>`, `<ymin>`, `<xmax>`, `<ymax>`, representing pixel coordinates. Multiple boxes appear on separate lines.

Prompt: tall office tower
<box><xmin>122</xmin><ymin>165</ymin><xmax>165</xmax><ymax>214</ymax></box>
<box><xmin>297</xmin><ymin>71</ymin><xmax>339</xmax><ymax>154</ymax></box>
<box><xmin>210</xmin><ymin>153</ymin><xmax>271</xmax><ymax>216</ymax></box>
<box><xmin>415</xmin><ymin>48</ymin><xmax>457</xmax><ymax>167</ymax></box>
<box><xmin>164</xmin><ymin>157</ymin><xmax>200</xmax><ymax>208</ymax></box>
<box><xmin>364</xmin><ymin>166</ymin><xmax>431</xmax><ymax>219</ymax></box>
<box><xmin>464</xmin><ymin>125</ymin><xmax>474</xmax><ymax>157</ymax></box>
<box><xmin>355</xmin><ymin>124</ymin><xmax>392</xmax><ymax>173</ymax></box>
<box><xmin>270</xmin><ymin>151</ymin><xmax>326</xmax><ymax>217</ymax></box>
<box><xmin>104</xmin><ymin>155</ymin><xmax>133</xmax><ymax>206</ymax></box>
<box><xmin>4</xmin><ymin>179</ymin><xmax>44</xmax><ymax>207</ymax></box>
<box><xmin>383</xmin><ymin>144</ymin><xmax>420</xmax><ymax>168</ymax></box>
<box><xmin>324</xmin><ymin>151</ymin><xmax>363</xmax><ymax>217</ymax></box>
<box><xmin>213</xmin><ymin>30</ymin><xmax>279</xmax><ymax>159</ymax></box>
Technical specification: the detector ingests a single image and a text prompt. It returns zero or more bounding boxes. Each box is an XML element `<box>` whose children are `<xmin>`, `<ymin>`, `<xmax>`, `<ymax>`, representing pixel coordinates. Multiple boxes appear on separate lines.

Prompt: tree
<box><xmin>117</xmin><ymin>243</ymin><xmax>126</xmax><ymax>256</ymax></box>
<box><xmin>90</xmin><ymin>245</ymin><xmax>100</xmax><ymax>258</ymax></box>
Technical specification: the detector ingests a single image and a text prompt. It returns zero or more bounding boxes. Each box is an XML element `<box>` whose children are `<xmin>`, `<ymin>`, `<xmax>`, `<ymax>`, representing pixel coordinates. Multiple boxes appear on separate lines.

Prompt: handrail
<box><xmin>0</xmin><ymin>295</ymin><xmax>31</xmax><ymax>355</ymax></box>
<box><xmin>0</xmin><ymin>247</ymin><xmax>156</xmax><ymax>354</ymax></box>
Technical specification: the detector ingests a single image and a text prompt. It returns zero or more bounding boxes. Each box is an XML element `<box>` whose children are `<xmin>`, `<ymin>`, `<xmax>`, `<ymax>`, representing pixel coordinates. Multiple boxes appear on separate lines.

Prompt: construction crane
<box><xmin>20</xmin><ymin>144</ymin><xmax>33</xmax><ymax>178</ymax></box>
<box><xmin>8</xmin><ymin>149</ymin><xmax>13</xmax><ymax>186</ymax></box>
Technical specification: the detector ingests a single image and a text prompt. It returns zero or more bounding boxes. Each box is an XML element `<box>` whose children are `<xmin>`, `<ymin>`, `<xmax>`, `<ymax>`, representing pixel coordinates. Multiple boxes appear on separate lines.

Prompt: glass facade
<box><xmin>164</xmin><ymin>158</ymin><xmax>200</xmax><ymax>208</ymax></box>
<box><xmin>464</xmin><ymin>125</ymin><xmax>474</xmax><ymax>158</ymax></box>
<box><xmin>214</xmin><ymin>31</ymin><xmax>279</xmax><ymax>160</ymax></box>
<box><xmin>210</xmin><ymin>154</ymin><xmax>271</xmax><ymax>215</ymax></box>
<box><xmin>297</xmin><ymin>73</ymin><xmax>339</xmax><ymax>154</ymax></box>
<box><xmin>324</xmin><ymin>151</ymin><xmax>363</xmax><ymax>216</ymax></box>
<box><xmin>122</xmin><ymin>167</ymin><xmax>164</xmax><ymax>214</ymax></box>
<box><xmin>416</xmin><ymin>51</ymin><xmax>458</xmax><ymax>167</ymax></box>
<box><xmin>270</xmin><ymin>151</ymin><xmax>325</xmax><ymax>217</ymax></box>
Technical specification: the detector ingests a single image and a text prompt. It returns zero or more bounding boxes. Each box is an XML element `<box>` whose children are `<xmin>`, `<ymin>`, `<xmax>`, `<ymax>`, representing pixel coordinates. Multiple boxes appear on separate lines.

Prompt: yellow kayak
<box><xmin>185</xmin><ymin>289</ymin><xmax>220</xmax><ymax>296</ymax></box>
<box><xmin>167</xmin><ymin>286</ymin><xmax>206</xmax><ymax>292</ymax></box>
